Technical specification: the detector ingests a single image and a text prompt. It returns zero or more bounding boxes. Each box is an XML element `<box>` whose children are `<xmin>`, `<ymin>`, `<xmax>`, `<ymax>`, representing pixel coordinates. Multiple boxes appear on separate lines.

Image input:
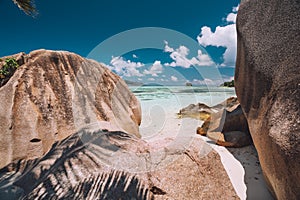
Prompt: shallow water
<box><xmin>130</xmin><ymin>85</ymin><xmax>235</xmax><ymax>105</ymax></box>
<box><xmin>129</xmin><ymin>85</ymin><xmax>236</xmax><ymax>137</ymax></box>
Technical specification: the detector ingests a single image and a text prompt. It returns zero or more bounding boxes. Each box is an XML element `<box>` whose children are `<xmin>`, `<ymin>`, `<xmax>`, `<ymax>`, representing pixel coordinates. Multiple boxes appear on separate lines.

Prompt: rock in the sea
<box><xmin>178</xmin><ymin>103</ymin><xmax>212</xmax><ymax>120</ymax></box>
<box><xmin>236</xmin><ymin>0</ymin><xmax>300</xmax><ymax>199</ymax></box>
<box><xmin>179</xmin><ymin>97</ymin><xmax>240</xmax><ymax>121</ymax></box>
<box><xmin>197</xmin><ymin>97</ymin><xmax>252</xmax><ymax>147</ymax></box>
<box><xmin>0</xmin><ymin>49</ymin><xmax>141</xmax><ymax>169</ymax></box>
<box><xmin>0</xmin><ymin>129</ymin><xmax>239</xmax><ymax>199</ymax></box>
<box><xmin>185</xmin><ymin>82</ymin><xmax>193</xmax><ymax>86</ymax></box>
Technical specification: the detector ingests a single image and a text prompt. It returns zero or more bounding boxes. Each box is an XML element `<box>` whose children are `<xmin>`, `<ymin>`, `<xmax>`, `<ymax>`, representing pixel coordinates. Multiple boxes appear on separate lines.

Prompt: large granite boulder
<box><xmin>236</xmin><ymin>0</ymin><xmax>300</xmax><ymax>199</ymax></box>
<box><xmin>0</xmin><ymin>50</ymin><xmax>141</xmax><ymax>168</ymax></box>
<box><xmin>197</xmin><ymin>97</ymin><xmax>252</xmax><ymax>147</ymax></box>
<box><xmin>0</xmin><ymin>129</ymin><xmax>239</xmax><ymax>199</ymax></box>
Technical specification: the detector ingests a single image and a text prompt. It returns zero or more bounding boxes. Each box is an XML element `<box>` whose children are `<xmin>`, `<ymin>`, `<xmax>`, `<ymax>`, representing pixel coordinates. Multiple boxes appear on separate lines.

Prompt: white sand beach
<box><xmin>133</xmin><ymin>86</ymin><xmax>274</xmax><ymax>200</ymax></box>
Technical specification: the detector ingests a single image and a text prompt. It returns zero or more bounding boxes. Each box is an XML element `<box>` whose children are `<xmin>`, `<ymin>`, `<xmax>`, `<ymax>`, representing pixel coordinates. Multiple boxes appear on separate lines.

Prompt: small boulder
<box><xmin>197</xmin><ymin>97</ymin><xmax>252</xmax><ymax>147</ymax></box>
<box><xmin>196</xmin><ymin>117</ymin><xmax>211</xmax><ymax>136</ymax></box>
<box><xmin>185</xmin><ymin>82</ymin><xmax>193</xmax><ymax>86</ymax></box>
<box><xmin>178</xmin><ymin>103</ymin><xmax>212</xmax><ymax>120</ymax></box>
<box><xmin>207</xmin><ymin>131</ymin><xmax>252</xmax><ymax>148</ymax></box>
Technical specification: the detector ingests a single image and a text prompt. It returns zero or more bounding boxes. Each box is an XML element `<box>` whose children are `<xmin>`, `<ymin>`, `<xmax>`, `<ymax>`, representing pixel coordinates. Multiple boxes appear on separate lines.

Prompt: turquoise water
<box><xmin>130</xmin><ymin>85</ymin><xmax>236</xmax><ymax>107</ymax></box>
<box><xmin>129</xmin><ymin>85</ymin><xmax>236</xmax><ymax>138</ymax></box>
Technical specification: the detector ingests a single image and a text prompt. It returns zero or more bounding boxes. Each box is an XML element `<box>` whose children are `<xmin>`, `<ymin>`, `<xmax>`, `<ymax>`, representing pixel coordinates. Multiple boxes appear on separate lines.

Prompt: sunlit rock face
<box><xmin>235</xmin><ymin>0</ymin><xmax>300</xmax><ymax>199</ymax></box>
<box><xmin>194</xmin><ymin>97</ymin><xmax>252</xmax><ymax>148</ymax></box>
<box><xmin>0</xmin><ymin>49</ymin><xmax>141</xmax><ymax>168</ymax></box>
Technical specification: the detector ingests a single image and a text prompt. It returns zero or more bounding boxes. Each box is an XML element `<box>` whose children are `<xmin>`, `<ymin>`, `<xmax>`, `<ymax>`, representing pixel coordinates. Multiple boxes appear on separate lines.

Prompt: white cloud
<box><xmin>164</xmin><ymin>41</ymin><xmax>174</xmax><ymax>52</ymax></box>
<box><xmin>192</xmin><ymin>76</ymin><xmax>234</xmax><ymax>86</ymax></box>
<box><xmin>195</xmin><ymin>50</ymin><xmax>215</xmax><ymax>66</ymax></box>
<box><xmin>232</xmin><ymin>5</ymin><xmax>239</xmax><ymax>12</ymax></box>
<box><xmin>171</xmin><ymin>76</ymin><xmax>178</xmax><ymax>82</ymax></box>
<box><xmin>164</xmin><ymin>42</ymin><xmax>214</xmax><ymax>68</ymax></box>
<box><xmin>192</xmin><ymin>78</ymin><xmax>215</xmax><ymax>85</ymax></box>
<box><xmin>110</xmin><ymin>56</ymin><xmax>144</xmax><ymax>77</ymax></box>
<box><xmin>192</xmin><ymin>78</ymin><xmax>222</xmax><ymax>86</ymax></box>
<box><xmin>226</xmin><ymin>5</ymin><xmax>239</xmax><ymax>23</ymax></box>
<box><xmin>148</xmin><ymin>78</ymin><xmax>155</xmax><ymax>81</ymax></box>
<box><xmin>226</xmin><ymin>13</ymin><xmax>237</xmax><ymax>23</ymax></box>
<box><xmin>197</xmin><ymin>4</ymin><xmax>239</xmax><ymax>67</ymax></box>
<box><xmin>132</xmin><ymin>54</ymin><xmax>138</xmax><ymax>58</ymax></box>
<box><xmin>143</xmin><ymin>60</ymin><xmax>163</xmax><ymax>77</ymax></box>
<box><xmin>203</xmin><ymin>78</ymin><xmax>216</xmax><ymax>85</ymax></box>
<box><xmin>222</xmin><ymin>75</ymin><xmax>234</xmax><ymax>82</ymax></box>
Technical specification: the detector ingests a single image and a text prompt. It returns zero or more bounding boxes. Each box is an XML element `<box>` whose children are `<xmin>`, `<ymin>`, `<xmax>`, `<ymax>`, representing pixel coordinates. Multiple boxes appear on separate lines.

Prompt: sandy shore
<box><xmin>140</xmin><ymin>108</ymin><xmax>274</xmax><ymax>200</ymax></box>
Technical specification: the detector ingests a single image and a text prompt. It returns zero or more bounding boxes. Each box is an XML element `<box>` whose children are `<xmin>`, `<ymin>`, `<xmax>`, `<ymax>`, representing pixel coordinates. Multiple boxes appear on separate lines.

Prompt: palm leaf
<box><xmin>12</xmin><ymin>0</ymin><xmax>38</xmax><ymax>16</ymax></box>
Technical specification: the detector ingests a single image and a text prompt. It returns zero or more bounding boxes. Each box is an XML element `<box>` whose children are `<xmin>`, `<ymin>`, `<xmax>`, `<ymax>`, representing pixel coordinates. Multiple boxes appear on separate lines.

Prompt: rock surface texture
<box><xmin>197</xmin><ymin>97</ymin><xmax>252</xmax><ymax>147</ymax></box>
<box><xmin>178</xmin><ymin>97</ymin><xmax>240</xmax><ymax>121</ymax></box>
<box><xmin>0</xmin><ymin>50</ymin><xmax>141</xmax><ymax>168</ymax></box>
<box><xmin>0</xmin><ymin>129</ymin><xmax>238</xmax><ymax>200</ymax></box>
<box><xmin>236</xmin><ymin>0</ymin><xmax>300</xmax><ymax>199</ymax></box>
<box><xmin>178</xmin><ymin>103</ymin><xmax>212</xmax><ymax>120</ymax></box>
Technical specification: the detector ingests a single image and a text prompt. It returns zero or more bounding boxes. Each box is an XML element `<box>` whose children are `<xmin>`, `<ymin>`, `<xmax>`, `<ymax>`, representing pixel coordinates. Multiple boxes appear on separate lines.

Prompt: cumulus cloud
<box><xmin>143</xmin><ymin>60</ymin><xmax>163</xmax><ymax>77</ymax></box>
<box><xmin>110</xmin><ymin>56</ymin><xmax>144</xmax><ymax>77</ymax></box>
<box><xmin>226</xmin><ymin>13</ymin><xmax>237</xmax><ymax>23</ymax></box>
<box><xmin>164</xmin><ymin>42</ymin><xmax>214</xmax><ymax>68</ymax></box>
<box><xmin>132</xmin><ymin>54</ymin><xmax>138</xmax><ymax>58</ymax></box>
<box><xmin>196</xmin><ymin>50</ymin><xmax>215</xmax><ymax>66</ymax></box>
<box><xmin>192</xmin><ymin>78</ymin><xmax>216</xmax><ymax>85</ymax></box>
<box><xmin>222</xmin><ymin>75</ymin><xmax>234</xmax><ymax>82</ymax></box>
<box><xmin>171</xmin><ymin>76</ymin><xmax>178</xmax><ymax>82</ymax></box>
<box><xmin>197</xmin><ymin>5</ymin><xmax>239</xmax><ymax>67</ymax></box>
<box><xmin>148</xmin><ymin>77</ymin><xmax>155</xmax><ymax>81</ymax></box>
<box><xmin>164</xmin><ymin>40</ymin><xmax>175</xmax><ymax>52</ymax></box>
<box><xmin>192</xmin><ymin>76</ymin><xmax>234</xmax><ymax>86</ymax></box>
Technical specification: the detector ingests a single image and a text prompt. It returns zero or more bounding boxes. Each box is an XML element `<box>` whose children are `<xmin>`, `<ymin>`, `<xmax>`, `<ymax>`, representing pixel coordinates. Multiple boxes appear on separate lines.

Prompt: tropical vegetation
<box><xmin>0</xmin><ymin>58</ymin><xmax>19</xmax><ymax>80</ymax></box>
<box><xmin>12</xmin><ymin>0</ymin><xmax>37</xmax><ymax>16</ymax></box>
<box><xmin>220</xmin><ymin>80</ymin><xmax>234</xmax><ymax>87</ymax></box>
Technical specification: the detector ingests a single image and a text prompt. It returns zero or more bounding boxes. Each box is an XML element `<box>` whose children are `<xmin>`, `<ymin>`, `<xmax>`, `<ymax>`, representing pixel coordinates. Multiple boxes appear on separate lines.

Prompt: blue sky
<box><xmin>0</xmin><ymin>0</ymin><xmax>240</xmax><ymax>85</ymax></box>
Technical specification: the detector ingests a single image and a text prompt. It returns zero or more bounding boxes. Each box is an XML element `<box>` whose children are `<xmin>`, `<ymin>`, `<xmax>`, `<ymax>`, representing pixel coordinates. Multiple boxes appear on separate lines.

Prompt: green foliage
<box><xmin>0</xmin><ymin>58</ymin><xmax>19</xmax><ymax>78</ymax></box>
<box><xmin>221</xmin><ymin>80</ymin><xmax>234</xmax><ymax>87</ymax></box>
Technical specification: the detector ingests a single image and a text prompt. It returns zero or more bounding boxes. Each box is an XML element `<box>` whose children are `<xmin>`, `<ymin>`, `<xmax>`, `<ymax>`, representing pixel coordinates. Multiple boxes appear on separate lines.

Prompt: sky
<box><xmin>0</xmin><ymin>0</ymin><xmax>240</xmax><ymax>85</ymax></box>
